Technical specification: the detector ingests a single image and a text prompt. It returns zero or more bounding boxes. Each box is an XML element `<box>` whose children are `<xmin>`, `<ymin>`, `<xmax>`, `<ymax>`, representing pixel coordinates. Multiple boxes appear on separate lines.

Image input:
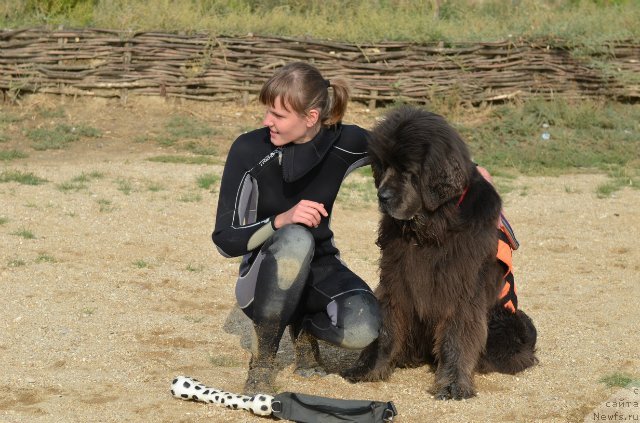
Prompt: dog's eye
<box><xmin>410</xmin><ymin>172</ymin><xmax>421</xmax><ymax>188</ymax></box>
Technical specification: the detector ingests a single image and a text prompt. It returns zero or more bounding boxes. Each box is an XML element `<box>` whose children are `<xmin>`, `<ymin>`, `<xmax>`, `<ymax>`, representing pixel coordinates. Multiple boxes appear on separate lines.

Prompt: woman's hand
<box><xmin>477</xmin><ymin>166</ymin><xmax>493</xmax><ymax>184</ymax></box>
<box><xmin>274</xmin><ymin>200</ymin><xmax>328</xmax><ymax>229</ymax></box>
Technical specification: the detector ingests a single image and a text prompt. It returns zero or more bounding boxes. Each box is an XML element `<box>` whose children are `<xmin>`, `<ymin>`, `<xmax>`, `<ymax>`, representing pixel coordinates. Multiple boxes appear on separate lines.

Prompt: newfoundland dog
<box><xmin>342</xmin><ymin>106</ymin><xmax>538</xmax><ymax>400</ymax></box>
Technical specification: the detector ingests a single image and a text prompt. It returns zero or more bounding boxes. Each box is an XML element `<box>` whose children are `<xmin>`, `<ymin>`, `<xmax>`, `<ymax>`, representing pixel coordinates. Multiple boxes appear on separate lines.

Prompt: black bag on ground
<box><xmin>271</xmin><ymin>391</ymin><xmax>397</xmax><ymax>422</ymax></box>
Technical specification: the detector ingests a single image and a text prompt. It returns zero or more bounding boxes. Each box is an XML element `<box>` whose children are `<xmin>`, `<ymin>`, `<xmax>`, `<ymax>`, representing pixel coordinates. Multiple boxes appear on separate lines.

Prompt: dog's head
<box><xmin>369</xmin><ymin>106</ymin><xmax>472</xmax><ymax>220</ymax></box>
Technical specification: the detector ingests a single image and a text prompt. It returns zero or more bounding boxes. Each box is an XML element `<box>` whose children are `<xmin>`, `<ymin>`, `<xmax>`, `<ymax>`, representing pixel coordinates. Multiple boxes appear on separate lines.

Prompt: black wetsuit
<box><xmin>212</xmin><ymin>124</ymin><xmax>381</xmax><ymax>352</ymax></box>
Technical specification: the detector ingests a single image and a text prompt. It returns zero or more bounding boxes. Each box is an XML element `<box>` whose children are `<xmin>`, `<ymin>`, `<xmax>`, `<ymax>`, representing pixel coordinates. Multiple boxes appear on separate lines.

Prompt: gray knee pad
<box><xmin>333</xmin><ymin>293</ymin><xmax>382</xmax><ymax>350</ymax></box>
<box><xmin>236</xmin><ymin>224</ymin><xmax>314</xmax><ymax>312</ymax></box>
<box><xmin>268</xmin><ymin>225</ymin><xmax>314</xmax><ymax>290</ymax></box>
<box><xmin>269</xmin><ymin>224</ymin><xmax>313</xmax><ymax>266</ymax></box>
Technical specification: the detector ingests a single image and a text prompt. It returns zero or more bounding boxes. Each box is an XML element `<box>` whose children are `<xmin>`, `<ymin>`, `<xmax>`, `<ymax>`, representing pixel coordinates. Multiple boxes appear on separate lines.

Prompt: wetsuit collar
<box><xmin>281</xmin><ymin>124</ymin><xmax>342</xmax><ymax>182</ymax></box>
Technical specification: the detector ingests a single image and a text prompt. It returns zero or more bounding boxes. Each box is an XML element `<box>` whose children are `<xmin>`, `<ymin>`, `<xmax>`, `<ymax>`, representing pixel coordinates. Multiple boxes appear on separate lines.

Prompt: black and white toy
<box><xmin>170</xmin><ymin>376</ymin><xmax>274</xmax><ymax>417</ymax></box>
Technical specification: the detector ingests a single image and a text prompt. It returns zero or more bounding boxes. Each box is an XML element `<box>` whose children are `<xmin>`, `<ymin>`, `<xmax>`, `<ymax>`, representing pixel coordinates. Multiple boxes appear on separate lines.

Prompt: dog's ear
<box><xmin>420</xmin><ymin>157</ymin><xmax>467</xmax><ymax>211</ymax></box>
<box><xmin>370</xmin><ymin>159</ymin><xmax>383</xmax><ymax>188</ymax></box>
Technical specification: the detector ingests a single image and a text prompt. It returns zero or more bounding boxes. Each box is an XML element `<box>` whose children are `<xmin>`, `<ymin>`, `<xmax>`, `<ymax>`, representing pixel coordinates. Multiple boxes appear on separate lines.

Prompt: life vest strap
<box><xmin>496</xmin><ymin>227</ymin><xmax>518</xmax><ymax>314</ymax></box>
<box><xmin>499</xmin><ymin>212</ymin><xmax>519</xmax><ymax>250</ymax></box>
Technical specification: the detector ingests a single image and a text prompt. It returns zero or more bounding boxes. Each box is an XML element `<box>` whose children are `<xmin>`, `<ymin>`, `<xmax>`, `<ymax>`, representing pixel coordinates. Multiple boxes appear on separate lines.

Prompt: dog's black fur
<box><xmin>341</xmin><ymin>106</ymin><xmax>537</xmax><ymax>400</ymax></box>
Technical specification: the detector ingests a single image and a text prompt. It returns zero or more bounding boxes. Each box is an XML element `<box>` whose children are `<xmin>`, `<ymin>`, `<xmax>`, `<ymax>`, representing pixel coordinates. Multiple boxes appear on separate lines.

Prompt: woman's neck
<box><xmin>293</xmin><ymin>124</ymin><xmax>322</xmax><ymax>144</ymax></box>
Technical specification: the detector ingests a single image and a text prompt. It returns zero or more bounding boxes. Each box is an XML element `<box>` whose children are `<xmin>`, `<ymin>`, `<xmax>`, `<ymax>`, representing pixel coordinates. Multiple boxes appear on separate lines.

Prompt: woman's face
<box><xmin>262</xmin><ymin>96</ymin><xmax>319</xmax><ymax>146</ymax></box>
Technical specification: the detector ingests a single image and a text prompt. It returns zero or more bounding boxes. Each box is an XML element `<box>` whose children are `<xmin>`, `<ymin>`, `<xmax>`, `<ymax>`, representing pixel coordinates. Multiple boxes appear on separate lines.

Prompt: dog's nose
<box><xmin>377</xmin><ymin>187</ymin><xmax>393</xmax><ymax>204</ymax></box>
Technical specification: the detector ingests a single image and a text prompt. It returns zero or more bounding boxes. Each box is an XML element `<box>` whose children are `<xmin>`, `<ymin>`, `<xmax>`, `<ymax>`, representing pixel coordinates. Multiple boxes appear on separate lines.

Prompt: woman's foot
<box><xmin>290</xmin><ymin>328</ymin><xmax>326</xmax><ymax>377</ymax></box>
<box><xmin>244</xmin><ymin>366</ymin><xmax>277</xmax><ymax>395</ymax></box>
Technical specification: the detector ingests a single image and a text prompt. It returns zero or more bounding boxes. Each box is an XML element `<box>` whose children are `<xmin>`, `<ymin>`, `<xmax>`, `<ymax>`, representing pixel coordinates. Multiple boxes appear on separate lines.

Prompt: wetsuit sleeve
<box><xmin>212</xmin><ymin>137</ymin><xmax>276</xmax><ymax>258</ymax></box>
<box><xmin>342</xmin><ymin>125</ymin><xmax>372</xmax><ymax>172</ymax></box>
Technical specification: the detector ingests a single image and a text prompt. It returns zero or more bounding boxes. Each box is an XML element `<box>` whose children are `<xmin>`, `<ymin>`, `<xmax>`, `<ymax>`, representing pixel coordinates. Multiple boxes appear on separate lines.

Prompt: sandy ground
<box><xmin>1</xmin><ymin>96</ymin><xmax>639</xmax><ymax>422</ymax></box>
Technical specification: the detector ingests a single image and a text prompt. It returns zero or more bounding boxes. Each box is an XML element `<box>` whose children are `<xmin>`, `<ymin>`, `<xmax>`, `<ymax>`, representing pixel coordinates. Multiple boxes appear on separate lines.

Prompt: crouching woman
<box><xmin>212</xmin><ymin>62</ymin><xmax>381</xmax><ymax>394</ymax></box>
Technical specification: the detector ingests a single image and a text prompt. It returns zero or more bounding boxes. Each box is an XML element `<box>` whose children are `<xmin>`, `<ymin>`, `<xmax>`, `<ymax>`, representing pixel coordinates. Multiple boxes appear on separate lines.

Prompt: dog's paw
<box><xmin>434</xmin><ymin>382</ymin><xmax>476</xmax><ymax>401</ymax></box>
<box><xmin>295</xmin><ymin>366</ymin><xmax>327</xmax><ymax>378</ymax></box>
<box><xmin>340</xmin><ymin>366</ymin><xmax>371</xmax><ymax>383</ymax></box>
<box><xmin>340</xmin><ymin>365</ymin><xmax>390</xmax><ymax>383</ymax></box>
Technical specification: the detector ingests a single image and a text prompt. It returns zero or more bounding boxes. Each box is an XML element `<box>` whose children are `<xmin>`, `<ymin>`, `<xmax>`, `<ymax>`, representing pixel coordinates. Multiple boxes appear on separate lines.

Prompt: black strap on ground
<box><xmin>271</xmin><ymin>391</ymin><xmax>397</xmax><ymax>422</ymax></box>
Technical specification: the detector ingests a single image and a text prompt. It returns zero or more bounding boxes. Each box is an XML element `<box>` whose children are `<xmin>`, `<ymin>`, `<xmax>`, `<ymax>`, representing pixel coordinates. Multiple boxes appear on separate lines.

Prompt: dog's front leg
<box><xmin>341</xmin><ymin>302</ymin><xmax>401</xmax><ymax>382</ymax></box>
<box><xmin>340</xmin><ymin>335</ymin><xmax>381</xmax><ymax>382</ymax></box>
<box><xmin>432</xmin><ymin>315</ymin><xmax>487</xmax><ymax>400</ymax></box>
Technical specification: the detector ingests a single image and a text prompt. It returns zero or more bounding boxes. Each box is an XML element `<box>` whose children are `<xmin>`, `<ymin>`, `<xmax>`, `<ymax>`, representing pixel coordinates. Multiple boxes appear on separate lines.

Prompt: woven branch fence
<box><xmin>1</xmin><ymin>28</ymin><xmax>638</xmax><ymax>106</ymax></box>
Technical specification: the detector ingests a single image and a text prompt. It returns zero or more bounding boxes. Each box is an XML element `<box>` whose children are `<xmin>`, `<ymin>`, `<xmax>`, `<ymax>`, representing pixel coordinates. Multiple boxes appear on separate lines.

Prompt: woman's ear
<box><xmin>305</xmin><ymin>109</ymin><xmax>320</xmax><ymax>127</ymax></box>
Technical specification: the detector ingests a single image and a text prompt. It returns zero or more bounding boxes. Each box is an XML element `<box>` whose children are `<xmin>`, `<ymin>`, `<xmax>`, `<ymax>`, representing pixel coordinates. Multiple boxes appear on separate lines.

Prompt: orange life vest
<box><xmin>496</xmin><ymin>215</ymin><xmax>518</xmax><ymax>313</ymax></box>
<box><xmin>458</xmin><ymin>178</ymin><xmax>520</xmax><ymax>314</ymax></box>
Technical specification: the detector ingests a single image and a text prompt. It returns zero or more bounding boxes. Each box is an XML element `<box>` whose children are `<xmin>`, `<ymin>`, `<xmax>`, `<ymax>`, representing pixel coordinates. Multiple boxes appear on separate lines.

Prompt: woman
<box><xmin>212</xmin><ymin>62</ymin><xmax>382</xmax><ymax>394</ymax></box>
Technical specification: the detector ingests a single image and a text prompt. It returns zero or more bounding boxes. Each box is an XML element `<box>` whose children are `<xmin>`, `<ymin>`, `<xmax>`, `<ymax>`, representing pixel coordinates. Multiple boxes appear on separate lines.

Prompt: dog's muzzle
<box><xmin>377</xmin><ymin>186</ymin><xmax>406</xmax><ymax>220</ymax></box>
<box><xmin>377</xmin><ymin>185</ymin><xmax>420</xmax><ymax>221</ymax></box>
<box><xmin>377</xmin><ymin>186</ymin><xmax>393</xmax><ymax>208</ymax></box>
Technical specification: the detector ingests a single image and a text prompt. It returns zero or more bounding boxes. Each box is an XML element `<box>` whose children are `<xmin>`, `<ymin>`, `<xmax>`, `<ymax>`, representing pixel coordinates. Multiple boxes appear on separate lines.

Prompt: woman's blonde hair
<box><xmin>259</xmin><ymin>62</ymin><xmax>349</xmax><ymax>126</ymax></box>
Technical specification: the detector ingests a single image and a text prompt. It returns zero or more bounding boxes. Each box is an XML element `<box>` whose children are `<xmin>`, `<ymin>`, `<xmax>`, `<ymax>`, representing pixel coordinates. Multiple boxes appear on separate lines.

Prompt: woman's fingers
<box><xmin>275</xmin><ymin>200</ymin><xmax>328</xmax><ymax>228</ymax></box>
<box><xmin>294</xmin><ymin>207</ymin><xmax>321</xmax><ymax>227</ymax></box>
<box><xmin>294</xmin><ymin>201</ymin><xmax>327</xmax><ymax>227</ymax></box>
<box><xmin>300</xmin><ymin>200</ymin><xmax>328</xmax><ymax>217</ymax></box>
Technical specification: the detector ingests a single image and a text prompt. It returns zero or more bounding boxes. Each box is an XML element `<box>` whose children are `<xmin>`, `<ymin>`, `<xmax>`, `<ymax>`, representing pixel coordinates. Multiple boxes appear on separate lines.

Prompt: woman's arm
<box><xmin>212</xmin><ymin>136</ymin><xmax>277</xmax><ymax>257</ymax></box>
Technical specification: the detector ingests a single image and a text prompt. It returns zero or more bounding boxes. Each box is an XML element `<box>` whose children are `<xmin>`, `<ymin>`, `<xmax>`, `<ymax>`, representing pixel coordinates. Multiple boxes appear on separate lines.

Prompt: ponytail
<box><xmin>323</xmin><ymin>78</ymin><xmax>350</xmax><ymax>126</ymax></box>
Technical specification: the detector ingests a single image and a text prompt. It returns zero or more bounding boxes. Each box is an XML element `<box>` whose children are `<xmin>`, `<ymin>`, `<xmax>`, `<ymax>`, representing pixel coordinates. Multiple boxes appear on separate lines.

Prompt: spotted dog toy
<box><xmin>170</xmin><ymin>376</ymin><xmax>274</xmax><ymax>417</ymax></box>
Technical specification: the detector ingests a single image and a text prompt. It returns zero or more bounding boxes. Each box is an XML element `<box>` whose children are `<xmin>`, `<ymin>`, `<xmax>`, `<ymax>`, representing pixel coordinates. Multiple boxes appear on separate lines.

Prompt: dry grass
<box><xmin>2</xmin><ymin>0</ymin><xmax>639</xmax><ymax>46</ymax></box>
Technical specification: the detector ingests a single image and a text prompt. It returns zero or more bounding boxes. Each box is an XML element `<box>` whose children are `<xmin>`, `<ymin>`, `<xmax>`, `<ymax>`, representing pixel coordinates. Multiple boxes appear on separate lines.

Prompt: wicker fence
<box><xmin>1</xmin><ymin>28</ymin><xmax>638</xmax><ymax>106</ymax></box>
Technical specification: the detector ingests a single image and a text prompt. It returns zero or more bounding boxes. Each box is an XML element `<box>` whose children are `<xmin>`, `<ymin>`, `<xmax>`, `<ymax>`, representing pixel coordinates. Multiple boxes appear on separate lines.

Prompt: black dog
<box><xmin>342</xmin><ymin>106</ymin><xmax>537</xmax><ymax>400</ymax></box>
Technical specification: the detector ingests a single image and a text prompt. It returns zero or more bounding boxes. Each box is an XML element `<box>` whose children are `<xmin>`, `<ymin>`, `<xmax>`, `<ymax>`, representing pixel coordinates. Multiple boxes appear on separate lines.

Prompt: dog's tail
<box><xmin>477</xmin><ymin>306</ymin><xmax>538</xmax><ymax>374</ymax></box>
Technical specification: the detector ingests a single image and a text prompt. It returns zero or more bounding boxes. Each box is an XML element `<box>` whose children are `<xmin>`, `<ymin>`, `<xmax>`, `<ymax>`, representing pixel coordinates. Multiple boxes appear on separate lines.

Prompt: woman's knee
<box><xmin>335</xmin><ymin>293</ymin><xmax>382</xmax><ymax>350</ymax></box>
<box><xmin>269</xmin><ymin>224</ymin><xmax>314</xmax><ymax>261</ymax></box>
<box><xmin>264</xmin><ymin>224</ymin><xmax>314</xmax><ymax>291</ymax></box>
